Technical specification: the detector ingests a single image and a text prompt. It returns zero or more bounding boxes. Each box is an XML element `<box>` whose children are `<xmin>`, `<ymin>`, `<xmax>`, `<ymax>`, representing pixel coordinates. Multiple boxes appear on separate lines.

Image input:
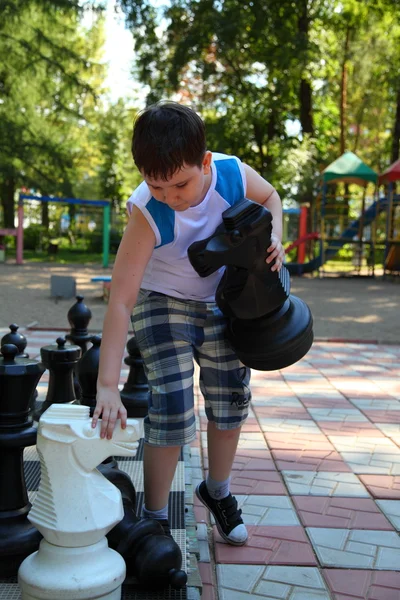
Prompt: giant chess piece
<box><xmin>66</xmin><ymin>295</ymin><xmax>93</xmax><ymax>355</ymax></box>
<box><xmin>18</xmin><ymin>404</ymin><xmax>143</xmax><ymax>600</ymax></box>
<box><xmin>1</xmin><ymin>324</ymin><xmax>38</xmax><ymax>412</ymax></box>
<box><xmin>102</xmin><ymin>467</ymin><xmax>187</xmax><ymax>589</ymax></box>
<box><xmin>34</xmin><ymin>337</ymin><xmax>82</xmax><ymax>421</ymax></box>
<box><xmin>188</xmin><ymin>198</ymin><xmax>314</xmax><ymax>370</ymax></box>
<box><xmin>76</xmin><ymin>334</ymin><xmax>101</xmax><ymax>415</ymax></box>
<box><xmin>0</xmin><ymin>344</ymin><xmax>45</xmax><ymax>577</ymax></box>
<box><xmin>120</xmin><ymin>335</ymin><xmax>150</xmax><ymax>417</ymax></box>
<box><xmin>1</xmin><ymin>324</ymin><xmax>29</xmax><ymax>358</ymax></box>
<box><xmin>66</xmin><ymin>295</ymin><xmax>93</xmax><ymax>399</ymax></box>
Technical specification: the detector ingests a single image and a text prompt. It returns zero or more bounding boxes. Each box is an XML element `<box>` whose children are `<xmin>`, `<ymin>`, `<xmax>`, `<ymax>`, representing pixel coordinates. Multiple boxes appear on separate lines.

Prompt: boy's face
<box><xmin>142</xmin><ymin>151</ymin><xmax>212</xmax><ymax>211</ymax></box>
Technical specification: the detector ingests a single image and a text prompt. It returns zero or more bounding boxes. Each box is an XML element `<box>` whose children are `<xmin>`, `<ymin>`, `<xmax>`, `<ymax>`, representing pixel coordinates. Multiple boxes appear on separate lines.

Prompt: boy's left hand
<box><xmin>266</xmin><ymin>233</ymin><xmax>285</xmax><ymax>272</ymax></box>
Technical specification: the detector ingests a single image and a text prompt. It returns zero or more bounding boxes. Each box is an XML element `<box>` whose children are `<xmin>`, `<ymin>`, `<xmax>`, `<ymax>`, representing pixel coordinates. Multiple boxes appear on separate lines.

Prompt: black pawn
<box><xmin>1</xmin><ymin>324</ymin><xmax>29</xmax><ymax>358</ymax></box>
<box><xmin>34</xmin><ymin>337</ymin><xmax>82</xmax><ymax>421</ymax></box>
<box><xmin>0</xmin><ymin>344</ymin><xmax>45</xmax><ymax>576</ymax></box>
<box><xmin>66</xmin><ymin>295</ymin><xmax>93</xmax><ymax>355</ymax></box>
<box><xmin>66</xmin><ymin>295</ymin><xmax>92</xmax><ymax>399</ymax></box>
<box><xmin>76</xmin><ymin>334</ymin><xmax>101</xmax><ymax>415</ymax></box>
<box><xmin>120</xmin><ymin>336</ymin><xmax>150</xmax><ymax>418</ymax></box>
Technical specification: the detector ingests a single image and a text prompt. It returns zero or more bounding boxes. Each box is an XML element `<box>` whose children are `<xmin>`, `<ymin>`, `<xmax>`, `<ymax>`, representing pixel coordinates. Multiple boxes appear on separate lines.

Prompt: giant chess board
<box><xmin>0</xmin><ymin>328</ymin><xmax>200</xmax><ymax>600</ymax></box>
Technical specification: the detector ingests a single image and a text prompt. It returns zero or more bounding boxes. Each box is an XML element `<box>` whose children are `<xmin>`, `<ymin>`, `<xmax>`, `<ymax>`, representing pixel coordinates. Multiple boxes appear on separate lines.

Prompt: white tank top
<box><xmin>126</xmin><ymin>152</ymin><xmax>246</xmax><ymax>301</ymax></box>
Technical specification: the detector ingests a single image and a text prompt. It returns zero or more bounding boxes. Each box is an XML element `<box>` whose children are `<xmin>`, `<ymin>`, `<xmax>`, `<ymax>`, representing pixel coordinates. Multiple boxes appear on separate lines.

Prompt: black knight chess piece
<box><xmin>0</xmin><ymin>344</ymin><xmax>44</xmax><ymax>576</ymax></box>
<box><xmin>188</xmin><ymin>197</ymin><xmax>314</xmax><ymax>370</ymax></box>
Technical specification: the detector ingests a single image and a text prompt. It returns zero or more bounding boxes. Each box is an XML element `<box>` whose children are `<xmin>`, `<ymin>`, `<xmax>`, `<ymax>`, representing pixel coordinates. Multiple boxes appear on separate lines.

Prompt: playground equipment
<box><xmin>3</xmin><ymin>194</ymin><xmax>111</xmax><ymax>268</ymax></box>
<box><xmin>285</xmin><ymin>151</ymin><xmax>400</xmax><ymax>277</ymax></box>
<box><xmin>379</xmin><ymin>159</ymin><xmax>400</xmax><ymax>277</ymax></box>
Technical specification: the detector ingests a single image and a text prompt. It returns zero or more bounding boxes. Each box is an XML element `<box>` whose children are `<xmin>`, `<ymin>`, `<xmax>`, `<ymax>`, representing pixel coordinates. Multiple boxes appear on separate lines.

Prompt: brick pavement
<box><xmin>1</xmin><ymin>329</ymin><xmax>400</xmax><ymax>599</ymax></box>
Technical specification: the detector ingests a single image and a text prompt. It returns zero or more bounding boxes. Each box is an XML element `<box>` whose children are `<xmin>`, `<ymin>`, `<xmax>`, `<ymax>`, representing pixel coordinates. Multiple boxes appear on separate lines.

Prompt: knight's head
<box><xmin>38</xmin><ymin>405</ymin><xmax>142</xmax><ymax>471</ymax></box>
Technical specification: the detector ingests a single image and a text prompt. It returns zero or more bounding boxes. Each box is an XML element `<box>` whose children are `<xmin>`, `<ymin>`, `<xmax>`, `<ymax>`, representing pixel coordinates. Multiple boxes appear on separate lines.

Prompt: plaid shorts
<box><xmin>131</xmin><ymin>290</ymin><xmax>251</xmax><ymax>447</ymax></box>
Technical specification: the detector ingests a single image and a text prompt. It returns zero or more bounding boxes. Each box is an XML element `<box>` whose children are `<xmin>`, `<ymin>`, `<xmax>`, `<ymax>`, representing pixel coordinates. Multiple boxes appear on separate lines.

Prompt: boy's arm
<box><xmin>92</xmin><ymin>206</ymin><xmax>155</xmax><ymax>438</ymax></box>
<box><xmin>243</xmin><ymin>163</ymin><xmax>284</xmax><ymax>271</ymax></box>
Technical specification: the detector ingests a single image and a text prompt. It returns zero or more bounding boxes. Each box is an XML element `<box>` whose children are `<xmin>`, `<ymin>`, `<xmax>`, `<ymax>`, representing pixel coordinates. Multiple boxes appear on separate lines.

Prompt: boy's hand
<box><xmin>266</xmin><ymin>233</ymin><xmax>285</xmax><ymax>272</ymax></box>
<box><xmin>92</xmin><ymin>385</ymin><xmax>127</xmax><ymax>440</ymax></box>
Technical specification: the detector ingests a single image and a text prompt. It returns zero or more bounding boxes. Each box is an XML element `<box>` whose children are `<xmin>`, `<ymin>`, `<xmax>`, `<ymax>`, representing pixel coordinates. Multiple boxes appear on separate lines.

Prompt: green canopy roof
<box><xmin>322</xmin><ymin>151</ymin><xmax>378</xmax><ymax>186</ymax></box>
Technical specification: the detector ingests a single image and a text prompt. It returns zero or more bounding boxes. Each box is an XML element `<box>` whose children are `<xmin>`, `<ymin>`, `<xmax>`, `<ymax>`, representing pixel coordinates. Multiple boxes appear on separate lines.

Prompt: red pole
<box><xmin>298</xmin><ymin>205</ymin><xmax>308</xmax><ymax>264</ymax></box>
<box><xmin>16</xmin><ymin>199</ymin><xmax>24</xmax><ymax>265</ymax></box>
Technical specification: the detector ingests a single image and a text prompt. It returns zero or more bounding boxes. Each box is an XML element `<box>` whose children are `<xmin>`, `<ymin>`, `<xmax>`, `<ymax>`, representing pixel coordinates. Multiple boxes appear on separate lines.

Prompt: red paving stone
<box><xmin>252</xmin><ymin>406</ymin><xmax>311</xmax><ymax>419</ymax></box>
<box><xmin>292</xmin><ymin>497</ymin><xmax>394</xmax><ymax>529</ymax></box>
<box><xmin>323</xmin><ymin>569</ymin><xmax>400</xmax><ymax>599</ymax></box>
<box><xmin>299</xmin><ymin>397</ymin><xmax>354</xmax><ymax>408</ymax></box>
<box><xmin>198</xmin><ymin>563</ymin><xmax>216</xmax><ymax>600</ymax></box>
<box><xmin>205</xmin><ymin>470</ymin><xmax>286</xmax><ymax>495</ymax></box>
<box><xmin>203</xmin><ymin>448</ymin><xmax>276</xmax><ymax>471</ymax></box>
<box><xmin>318</xmin><ymin>422</ymin><xmax>386</xmax><ymax>436</ymax></box>
<box><xmin>358</xmin><ymin>475</ymin><xmax>400</xmax><ymax>499</ymax></box>
<box><xmin>362</xmin><ymin>409</ymin><xmax>400</xmax><ymax>423</ymax></box>
<box><xmin>265</xmin><ymin>432</ymin><xmax>334</xmax><ymax>451</ymax></box>
<box><xmin>213</xmin><ymin>526</ymin><xmax>317</xmax><ymax>565</ymax></box>
<box><xmin>272</xmin><ymin>448</ymin><xmax>352</xmax><ymax>472</ymax></box>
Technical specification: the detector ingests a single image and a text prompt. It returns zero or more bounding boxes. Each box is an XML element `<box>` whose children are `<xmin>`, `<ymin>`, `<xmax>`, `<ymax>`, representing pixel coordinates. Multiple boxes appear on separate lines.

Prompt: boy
<box><xmin>92</xmin><ymin>102</ymin><xmax>284</xmax><ymax>545</ymax></box>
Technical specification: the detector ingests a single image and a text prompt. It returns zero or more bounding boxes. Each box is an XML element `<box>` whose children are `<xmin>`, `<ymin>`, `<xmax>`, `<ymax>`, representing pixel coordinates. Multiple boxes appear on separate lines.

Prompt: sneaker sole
<box><xmin>195</xmin><ymin>484</ymin><xmax>248</xmax><ymax>546</ymax></box>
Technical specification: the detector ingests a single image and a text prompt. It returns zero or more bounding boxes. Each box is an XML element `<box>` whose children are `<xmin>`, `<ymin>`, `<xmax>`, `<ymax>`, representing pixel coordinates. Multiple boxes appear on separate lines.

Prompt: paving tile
<box><xmin>307</xmin><ymin>408</ymin><xmax>368</xmax><ymax>422</ymax></box>
<box><xmin>282</xmin><ymin>471</ymin><xmax>370</xmax><ymax>497</ymax></box>
<box><xmin>359</xmin><ymin>475</ymin><xmax>400</xmax><ymax>499</ymax></box>
<box><xmin>214</xmin><ymin>526</ymin><xmax>317</xmax><ymax>565</ymax></box>
<box><xmin>319</xmin><ymin>422</ymin><xmax>385</xmax><ymax>436</ymax></box>
<box><xmin>299</xmin><ymin>397</ymin><xmax>354</xmax><ymax>409</ymax></box>
<box><xmin>272</xmin><ymin>448</ymin><xmax>352</xmax><ymax>472</ymax></box>
<box><xmin>328</xmin><ymin>436</ymin><xmax>397</xmax><ymax>453</ymax></box>
<box><xmin>198</xmin><ymin>563</ymin><xmax>216</xmax><ymax>600</ymax></box>
<box><xmin>376</xmin><ymin>500</ymin><xmax>400</xmax><ymax>530</ymax></box>
<box><xmin>235</xmin><ymin>495</ymin><xmax>300</xmax><ymax>526</ymax></box>
<box><xmin>252</xmin><ymin>406</ymin><xmax>311</xmax><ymax>419</ymax></box>
<box><xmin>350</xmin><ymin>398</ymin><xmax>400</xmax><ymax>410</ymax></box>
<box><xmin>218</xmin><ymin>565</ymin><xmax>330</xmax><ymax>599</ymax></box>
<box><xmin>323</xmin><ymin>569</ymin><xmax>400</xmax><ymax>600</ymax></box>
<box><xmin>229</xmin><ymin>470</ymin><xmax>287</xmax><ymax>495</ymax></box>
<box><xmin>203</xmin><ymin>448</ymin><xmax>276</xmax><ymax>471</ymax></box>
<box><xmin>259</xmin><ymin>418</ymin><xmax>322</xmax><ymax>434</ymax></box>
<box><xmin>308</xmin><ymin>528</ymin><xmax>400</xmax><ymax>568</ymax></box>
<box><xmin>292</xmin><ymin>496</ymin><xmax>393</xmax><ymax>529</ymax></box>
<box><xmin>339</xmin><ymin>449</ymin><xmax>400</xmax><ymax>475</ymax></box>
<box><xmin>266</xmin><ymin>432</ymin><xmax>334</xmax><ymax>451</ymax></box>
<box><xmin>252</xmin><ymin>396</ymin><xmax>303</xmax><ymax>407</ymax></box>
<box><xmin>364</xmin><ymin>410</ymin><xmax>400</xmax><ymax>423</ymax></box>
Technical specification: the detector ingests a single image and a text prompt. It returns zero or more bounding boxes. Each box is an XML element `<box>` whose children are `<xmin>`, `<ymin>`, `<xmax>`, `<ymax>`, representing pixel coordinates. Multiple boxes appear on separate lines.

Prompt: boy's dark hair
<box><xmin>132</xmin><ymin>102</ymin><xmax>207</xmax><ymax>180</ymax></box>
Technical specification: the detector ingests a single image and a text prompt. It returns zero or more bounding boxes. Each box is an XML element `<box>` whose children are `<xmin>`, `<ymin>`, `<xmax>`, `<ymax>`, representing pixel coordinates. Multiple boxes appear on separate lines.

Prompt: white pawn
<box><xmin>18</xmin><ymin>404</ymin><xmax>143</xmax><ymax>600</ymax></box>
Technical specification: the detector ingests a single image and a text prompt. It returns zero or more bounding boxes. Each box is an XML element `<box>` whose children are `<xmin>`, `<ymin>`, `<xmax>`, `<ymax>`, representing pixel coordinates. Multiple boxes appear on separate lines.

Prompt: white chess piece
<box><xmin>18</xmin><ymin>404</ymin><xmax>143</xmax><ymax>600</ymax></box>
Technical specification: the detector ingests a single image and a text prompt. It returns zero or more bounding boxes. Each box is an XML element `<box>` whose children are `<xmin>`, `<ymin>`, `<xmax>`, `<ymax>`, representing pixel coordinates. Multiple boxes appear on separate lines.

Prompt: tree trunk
<box><xmin>41</xmin><ymin>201</ymin><xmax>49</xmax><ymax>231</ymax></box>
<box><xmin>391</xmin><ymin>86</ymin><xmax>400</xmax><ymax>163</ymax></box>
<box><xmin>298</xmin><ymin>1</ymin><xmax>314</xmax><ymax>136</ymax></box>
<box><xmin>340</xmin><ymin>27</ymin><xmax>351</xmax><ymax>155</ymax></box>
<box><xmin>1</xmin><ymin>175</ymin><xmax>16</xmax><ymax>228</ymax></box>
<box><xmin>299</xmin><ymin>79</ymin><xmax>314</xmax><ymax>135</ymax></box>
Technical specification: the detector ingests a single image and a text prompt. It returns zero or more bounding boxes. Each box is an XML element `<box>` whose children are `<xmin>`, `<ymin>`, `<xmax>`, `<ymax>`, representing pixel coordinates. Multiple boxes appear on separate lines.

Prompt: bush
<box><xmin>23</xmin><ymin>225</ymin><xmax>50</xmax><ymax>251</ymax></box>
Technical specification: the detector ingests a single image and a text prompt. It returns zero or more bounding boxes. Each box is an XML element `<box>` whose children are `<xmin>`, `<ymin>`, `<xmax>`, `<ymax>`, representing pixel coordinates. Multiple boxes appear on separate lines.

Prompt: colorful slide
<box><xmin>285</xmin><ymin>198</ymin><xmax>389</xmax><ymax>275</ymax></box>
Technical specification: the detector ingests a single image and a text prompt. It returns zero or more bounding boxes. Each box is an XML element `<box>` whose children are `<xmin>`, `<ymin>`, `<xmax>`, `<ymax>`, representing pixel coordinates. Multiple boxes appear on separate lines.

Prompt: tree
<box><xmin>0</xmin><ymin>1</ymin><xmax>106</xmax><ymax>227</ymax></box>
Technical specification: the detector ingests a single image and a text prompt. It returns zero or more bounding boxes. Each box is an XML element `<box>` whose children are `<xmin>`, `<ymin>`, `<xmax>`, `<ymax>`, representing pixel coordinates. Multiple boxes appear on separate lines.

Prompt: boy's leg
<box><xmin>131</xmin><ymin>292</ymin><xmax>198</xmax><ymax>528</ymax></box>
<box><xmin>194</xmin><ymin>304</ymin><xmax>251</xmax><ymax>545</ymax></box>
<box><xmin>143</xmin><ymin>444</ymin><xmax>181</xmax><ymax>511</ymax></box>
<box><xmin>207</xmin><ymin>420</ymin><xmax>241</xmax><ymax>482</ymax></box>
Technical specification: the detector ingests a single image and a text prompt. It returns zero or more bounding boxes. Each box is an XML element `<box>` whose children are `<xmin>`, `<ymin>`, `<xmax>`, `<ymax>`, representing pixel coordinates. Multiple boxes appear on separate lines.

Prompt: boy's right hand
<box><xmin>92</xmin><ymin>385</ymin><xmax>127</xmax><ymax>440</ymax></box>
